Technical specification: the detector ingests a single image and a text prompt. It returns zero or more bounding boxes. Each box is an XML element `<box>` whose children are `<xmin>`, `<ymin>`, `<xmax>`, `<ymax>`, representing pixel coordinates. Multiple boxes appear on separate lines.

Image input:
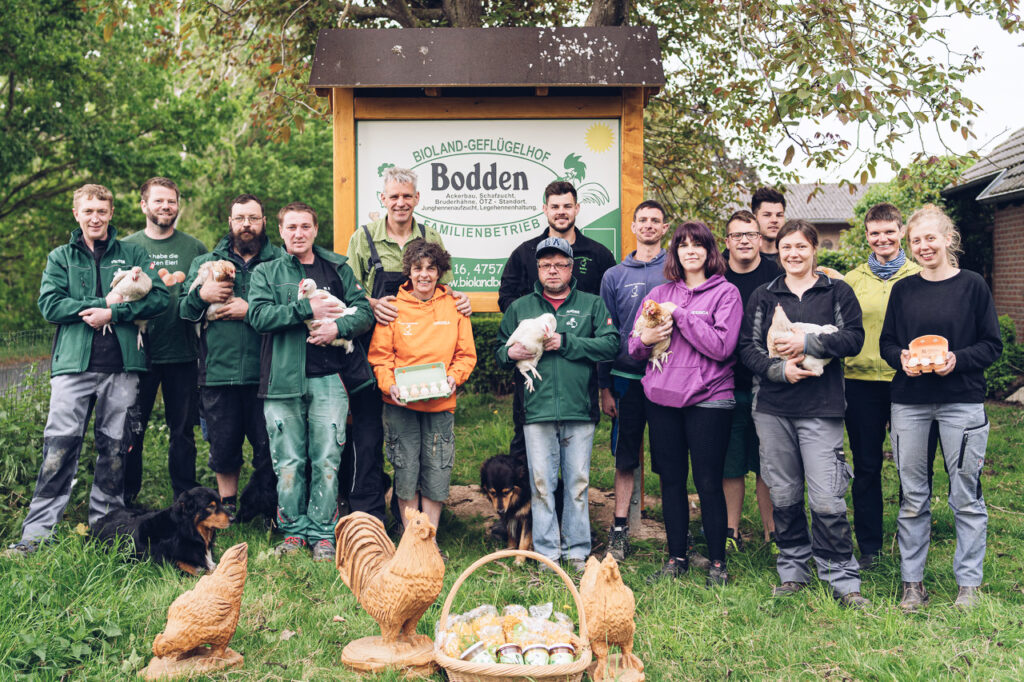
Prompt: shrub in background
<box><xmin>463</xmin><ymin>314</ymin><xmax>514</xmax><ymax>395</ymax></box>
<box><xmin>986</xmin><ymin>315</ymin><xmax>1024</xmax><ymax>398</ymax></box>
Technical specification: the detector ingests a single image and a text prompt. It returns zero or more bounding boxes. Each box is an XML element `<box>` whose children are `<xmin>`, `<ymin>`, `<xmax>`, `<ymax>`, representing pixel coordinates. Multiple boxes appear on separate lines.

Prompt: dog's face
<box><xmin>480</xmin><ymin>455</ymin><xmax>527</xmax><ymax>515</ymax></box>
<box><xmin>174</xmin><ymin>487</ymin><xmax>231</xmax><ymax>536</ymax></box>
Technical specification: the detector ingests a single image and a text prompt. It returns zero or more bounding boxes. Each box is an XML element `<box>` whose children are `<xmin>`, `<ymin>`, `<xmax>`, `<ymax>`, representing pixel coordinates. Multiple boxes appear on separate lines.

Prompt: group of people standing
<box><xmin>5</xmin><ymin>172</ymin><xmax>1002</xmax><ymax>612</ymax></box>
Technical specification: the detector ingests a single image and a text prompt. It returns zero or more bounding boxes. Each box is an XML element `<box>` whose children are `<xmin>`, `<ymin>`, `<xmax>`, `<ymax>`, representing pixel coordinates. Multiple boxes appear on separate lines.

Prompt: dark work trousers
<box><xmin>646</xmin><ymin>399</ymin><xmax>732</xmax><ymax>563</ymax></box>
<box><xmin>844</xmin><ymin>379</ymin><xmax>890</xmax><ymax>557</ymax></box>
<box><xmin>201</xmin><ymin>385</ymin><xmax>272</xmax><ymax>477</ymax></box>
<box><xmin>509</xmin><ymin>372</ymin><xmax>528</xmax><ymax>462</ymax></box>
<box><xmin>339</xmin><ymin>386</ymin><xmax>387</xmax><ymax>522</ymax></box>
<box><xmin>124</xmin><ymin>361</ymin><xmax>199</xmax><ymax>502</ymax></box>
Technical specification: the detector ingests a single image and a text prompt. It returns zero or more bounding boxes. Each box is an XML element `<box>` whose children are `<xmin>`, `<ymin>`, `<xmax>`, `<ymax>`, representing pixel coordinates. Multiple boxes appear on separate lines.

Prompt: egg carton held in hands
<box><xmin>297</xmin><ymin>278</ymin><xmax>360</xmax><ymax>353</ymax></box>
<box><xmin>505</xmin><ymin>313</ymin><xmax>558</xmax><ymax>392</ymax></box>
<box><xmin>766</xmin><ymin>304</ymin><xmax>837</xmax><ymax>376</ymax></box>
<box><xmin>907</xmin><ymin>334</ymin><xmax>949</xmax><ymax>373</ymax></box>
<box><xmin>103</xmin><ymin>266</ymin><xmax>153</xmax><ymax>350</ymax></box>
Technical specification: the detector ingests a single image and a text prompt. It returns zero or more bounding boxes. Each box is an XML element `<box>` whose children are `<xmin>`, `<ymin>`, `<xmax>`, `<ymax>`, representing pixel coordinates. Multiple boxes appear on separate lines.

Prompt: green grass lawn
<box><xmin>2</xmin><ymin>388</ymin><xmax>1024</xmax><ymax>680</ymax></box>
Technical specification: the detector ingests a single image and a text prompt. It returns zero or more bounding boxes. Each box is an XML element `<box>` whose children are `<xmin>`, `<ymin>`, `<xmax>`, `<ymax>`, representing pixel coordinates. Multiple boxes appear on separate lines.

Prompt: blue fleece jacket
<box><xmin>598</xmin><ymin>249</ymin><xmax>668</xmax><ymax>389</ymax></box>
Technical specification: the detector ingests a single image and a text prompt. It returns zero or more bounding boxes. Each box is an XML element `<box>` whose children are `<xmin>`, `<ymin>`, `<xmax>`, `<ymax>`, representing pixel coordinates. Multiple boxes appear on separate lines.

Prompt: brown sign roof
<box><xmin>308</xmin><ymin>27</ymin><xmax>665</xmax><ymax>90</ymax></box>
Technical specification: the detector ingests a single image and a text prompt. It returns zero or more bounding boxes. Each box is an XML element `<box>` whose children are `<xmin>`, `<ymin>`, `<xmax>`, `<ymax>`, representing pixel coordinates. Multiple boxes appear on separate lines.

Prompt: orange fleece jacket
<box><xmin>367</xmin><ymin>283</ymin><xmax>477</xmax><ymax>413</ymax></box>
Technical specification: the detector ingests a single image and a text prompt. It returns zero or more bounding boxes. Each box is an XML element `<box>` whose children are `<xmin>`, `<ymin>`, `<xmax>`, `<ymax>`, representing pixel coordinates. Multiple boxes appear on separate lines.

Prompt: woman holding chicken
<box><xmin>368</xmin><ymin>240</ymin><xmax>476</xmax><ymax>546</ymax></box>
<box><xmin>879</xmin><ymin>205</ymin><xmax>1001</xmax><ymax>611</ymax></box>
<box><xmin>628</xmin><ymin>221</ymin><xmax>742</xmax><ymax>586</ymax></box>
<box><xmin>739</xmin><ymin>220</ymin><xmax>867</xmax><ymax>606</ymax></box>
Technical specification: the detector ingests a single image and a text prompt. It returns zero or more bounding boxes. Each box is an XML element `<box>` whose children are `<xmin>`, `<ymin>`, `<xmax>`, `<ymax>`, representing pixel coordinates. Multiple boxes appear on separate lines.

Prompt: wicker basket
<box><xmin>435</xmin><ymin>549</ymin><xmax>592</xmax><ymax>682</ymax></box>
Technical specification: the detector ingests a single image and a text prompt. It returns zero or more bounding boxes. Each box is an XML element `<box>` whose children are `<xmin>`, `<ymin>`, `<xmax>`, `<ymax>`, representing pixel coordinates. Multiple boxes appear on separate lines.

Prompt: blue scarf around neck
<box><xmin>868</xmin><ymin>248</ymin><xmax>906</xmax><ymax>280</ymax></box>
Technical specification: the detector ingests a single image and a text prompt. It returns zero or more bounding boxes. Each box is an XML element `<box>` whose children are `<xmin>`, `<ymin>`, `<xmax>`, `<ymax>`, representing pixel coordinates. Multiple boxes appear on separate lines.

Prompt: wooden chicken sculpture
<box><xmin>766</xmin><ymin>304</ymin><xmax>837</xmax><ymax>376</ymax></box>
<box><xmin>631</xmin><ymin>299</ymin><xmax>677</xmax><ymax>372</ymax></box>
<box><xmin>186</xmin><ymin>260</ymin><xmax>237</xmax><ymax>335</ymax></box>
<box><xmin>102</xmin><ymin>266</ymin><xmax>153</xmax><ymax>349</ymax></box>
<box><xmin>297</xmin><ymin>278</ymin><xmax>359</xmax><ymax>353</ymax></box>
<box><xmin>504</xmin><ymin>312</ymin><xmax>558</xmax><ymax>392</ymax></box>
<box><xmin>334</xmin><ymin>509</ymin><xmax>444</xmax><ymax>675</ymax></box>
<box><xmin>142</xmin><ymin>542</ymin><xmax>248</xmax><ymax>680</ymax></box>
<box><xmin>580</xmin><ymin>554</ymin><xmax>645</xmax><ymax>682</ymax></box>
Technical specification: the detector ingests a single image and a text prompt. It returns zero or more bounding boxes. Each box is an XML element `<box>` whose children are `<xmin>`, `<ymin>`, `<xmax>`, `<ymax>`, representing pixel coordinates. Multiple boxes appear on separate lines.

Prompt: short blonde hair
<box><xmin>73</xmin><ymin>184</ymin><xmax>113</xmax><ymax>208</ymax></box>
<box><xmin>906</xmin><ymin>204</ymin><xmax>962</xmax><ymax>268</ymax></box>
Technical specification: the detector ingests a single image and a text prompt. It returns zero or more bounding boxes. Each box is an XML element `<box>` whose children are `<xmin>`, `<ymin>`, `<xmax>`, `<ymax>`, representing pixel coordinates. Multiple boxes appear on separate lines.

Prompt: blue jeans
<box><xmin>891</xmin><ymin>402</ymin><xmax>989</xmax><ymax>586</ymax></box>
<box><xmin>523</xmin><ymin>420</ymin><xmax>595</xmax><ymax>562</ymax></box>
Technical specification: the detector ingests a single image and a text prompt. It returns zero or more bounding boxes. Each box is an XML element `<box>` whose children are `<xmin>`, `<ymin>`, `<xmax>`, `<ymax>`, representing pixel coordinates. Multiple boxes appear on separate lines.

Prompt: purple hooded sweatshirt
<box><xmin>627</xmin><ymin>274</ymin><xmax>743</xmax><ymax>408</ymax></box>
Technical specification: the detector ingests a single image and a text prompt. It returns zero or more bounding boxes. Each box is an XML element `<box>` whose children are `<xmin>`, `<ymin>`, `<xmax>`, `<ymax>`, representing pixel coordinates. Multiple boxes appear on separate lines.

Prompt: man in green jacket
<box><xmin>844</xmin><ymin>202</ymin><xmax>922</xmax><ymax>570</ymax></box>
<box><xmin>122</xmin><ymin>177</ymin><xmax>208</xmax><ymax>503</ymax></box>
<box><xmin>5</xmin><ymin>184</ymin><xmax>169</xmax><ymax>557</ymax></box>
<box><xmin>248</xmin><ymin>201</ymin><xmax>374</xmax><ymax>561</ymax></box>
<box><xmin>496</xmin><ymin>237</ymin><xmax>619</xmax><ymax>572</ymax></box>
<box><xmin>180</xmin><ymin>193</ymin><xmax>282</xmax><ymax>523</ymax></box>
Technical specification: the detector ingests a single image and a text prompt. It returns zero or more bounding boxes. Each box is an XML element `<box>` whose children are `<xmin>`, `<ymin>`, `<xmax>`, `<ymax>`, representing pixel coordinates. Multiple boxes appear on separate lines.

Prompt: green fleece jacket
<box><xmin>39</xmin><ymin>227</ymin><xmax>170</xmax><ymax>376</ymax></box>
<box><xmin>247</xmin><ymin>246</ymin><xmax>374</xmax><ymax>399</ymax></box>
<box><xmin>180</xmin><ymin>236</ymin><xmax>283</xmax><ymax>386</ymax></box>
<box><xmin>844</xmin><ymin>258</ymin><xmax>921</xmax><ymax>382</ymax></box>
<box><xmin>495</xmin><ymin>281</ymin><xmax>619</xmax><ymax>423</ymax></box>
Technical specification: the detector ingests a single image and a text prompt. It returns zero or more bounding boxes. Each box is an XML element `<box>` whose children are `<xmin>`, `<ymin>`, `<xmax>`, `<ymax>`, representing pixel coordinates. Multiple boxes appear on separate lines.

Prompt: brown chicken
<box><xmin>631</xmin><ymin>299</ymin><xmax>677</xmax><ymax>372</ymax></box>
<box><xmin>152</xmin><ymin>542</ymin><xmax>248</xmax><ymax>661</ymax></box>
<box><xmin>187</xmin><ymin>260</ymin><xmax>237</xmax><ymax>334</ymax></box>
<box><xmin>334</xmin><ymin>509</ymin><xmax>445</xmax><ymax>644</ymax></box>
<box><xmin>580</xmin><ymin>554</ymin><xmax>644</xmax><ymax>681</ymax></box>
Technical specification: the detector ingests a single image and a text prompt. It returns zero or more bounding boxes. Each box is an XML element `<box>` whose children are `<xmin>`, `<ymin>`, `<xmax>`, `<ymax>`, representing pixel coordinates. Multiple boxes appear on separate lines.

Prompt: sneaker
<box><xmin>275</xmin><ymin>536</ymin><xmax>307</xmax><ymax>557</ymax></box>
<box><xmin>768</xmin><ymin>532</ymin><xmax>781</xmax><ymax>555</ymax></box>
<box><xmin>838</xmin><ymin>591</ymin><xmax>871</xmax><ymax>610</ymax></box>
<box><xmin>725</xmin><ymin>528</ymin><xmax>743</xmax><ymax>553</ymax></box>
<box><xmin>223</xmin><ymin>502</ymin><xmax>238</xmax><ymax>524</ymax></box>
<box><xmin>899</xmin><ymin>581</ymin><xmax>929</xmax><ymax>612</ymax></box>
<box><xmin>687</xmin><ymin>541</ymin><xmax>711</xmax><ymax>571</ymax></box>
<box><xmin>772</xmin><ymin>581</ymin><xmax>807</xmax><ymax>597</ymax></box>
<box><xmin>565</xmin><ymin>557</ymin><xmax>586</xmax><ymax>575</ymax></box>
<box><xmin>647</xmin><ymin>557</ymin><xmax>689</xmax><ymax>584</ymax></box>
<box><xmin>312</xmin><ymin>539</ymin><xmax>335</xmax><ymax>562</ymax></box>
<box><xmin>3</xmin><ymin>542</ymin><xmax>37</xmax><ymax>559</ymax></box>
<box><xmin>954</xmin><ymin>585</ymin><xmax>981</xmax><ymax>610</ymax></box>
<box><xmin>706</xmin><ymin>559</ymin><xmax>729</xmax><ymax>587</ymax></box>
<box><xmin>857</xmin><ymin>553</ymin><xmax>878</xmax><ymax>571</ymax></box>
<box><xmin>607</xmin><ymin>526</ymin><xmax>630</xmax><ymax>562</ymax></box>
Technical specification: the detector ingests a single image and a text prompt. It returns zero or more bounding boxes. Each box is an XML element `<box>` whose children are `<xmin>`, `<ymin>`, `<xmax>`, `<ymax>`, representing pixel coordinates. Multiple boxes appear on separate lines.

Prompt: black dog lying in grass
<box><xmin>479</xmin><ymin>454</ymin><xmax>532</xmax><ymax>564</ymax></box>
<box><xmin>91</xmin><ymin>487</ymin><xmax>230</xmax><ymax>575</ymax></box>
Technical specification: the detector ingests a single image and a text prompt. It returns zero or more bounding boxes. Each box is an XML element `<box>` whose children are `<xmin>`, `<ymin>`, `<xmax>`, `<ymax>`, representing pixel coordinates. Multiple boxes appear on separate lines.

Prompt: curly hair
<box><xmin>401</xmin><ymin>238</ymin><xmax>452</xmax><ymax>279</ymax></box>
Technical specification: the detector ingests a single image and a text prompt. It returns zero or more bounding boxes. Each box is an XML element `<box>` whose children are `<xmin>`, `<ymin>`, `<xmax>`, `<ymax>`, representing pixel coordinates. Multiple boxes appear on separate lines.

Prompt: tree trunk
<box><xmin>584</xmin><ymin>0</ymin><xmax>629</xmax><ymax>26</ymax></box>
<box><xmin>442</xmin><ymin>0</ymin><xmax>483</xmax><ymax>27</ymax></box>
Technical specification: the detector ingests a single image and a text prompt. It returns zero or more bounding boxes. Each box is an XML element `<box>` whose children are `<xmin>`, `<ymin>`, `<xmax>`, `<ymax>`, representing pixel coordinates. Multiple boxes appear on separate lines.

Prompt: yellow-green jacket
<box><xmin>843</xmin><ymin>258</ymin><xmax>921</xmax><ymax>381</ymax></box>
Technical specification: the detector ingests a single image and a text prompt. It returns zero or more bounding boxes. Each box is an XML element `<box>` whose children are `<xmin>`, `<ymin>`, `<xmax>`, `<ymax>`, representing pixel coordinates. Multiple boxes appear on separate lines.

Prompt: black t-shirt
<box><xmin>86</xmin><ymin>236</ymin><xmax>124</xmax><ymax>374</ymax></box>
<box><xmin>760</xmin><ymin>251</ymin><xmax>780</xmax><ymax>266</ymax></box>
<box><xmin>725</xmin><ymin>257</ymin><xmax>782</xmax><ymax>391</ymax></box>
<box><xmin>302</xmin><ymin>255</ymin><xmax>346</xmax><ymax>378</ymax></box>
<box><xmin>879</xmin><ymin>270</ymin><xmax>1002</xmax><ymax>404</ymax></box>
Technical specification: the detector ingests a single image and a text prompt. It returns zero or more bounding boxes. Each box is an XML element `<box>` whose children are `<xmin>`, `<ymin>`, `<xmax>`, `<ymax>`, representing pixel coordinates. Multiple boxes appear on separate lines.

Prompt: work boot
<box><xmin>954</xmin><ymin>585</ymin><xmax>981</xmax><ymax>610</ymax></box>
<box><xmin>2</xmin><ymin>542</ymin><xmax>38</xmax><ymax>559</ymax></box>
<box><xmin>899</xmin><ymin>582</ymin><xmax>928</xmax><ymax>612</ymax></box>
<box><xmin>647</xmin><ymin>557</ymin><xmax>689</xmax><ymax>584</ymax></box>
<box><xmin>839</xmin><ymin>591</ymin><xmax>871</xmax><ymax>610</ymax></box>
<box><xmin>275</xmin><ymin>536</ymin><xmax>307</xmax><ymax>557</ymax></box>
<box><xmin>706</xmin><ymin>559</ymin><xmax>729</xmax><ymax>587</ymax></box>
<box><xmin>857</xmin><ymin>553</ymin><xmax>878</xmax><ymax>571</ymax></box>
<box><xmin>607</xmin><ymin>525</ymin><xmax>630</xmax><ymax>562</ymax></box>
<box><xmin>311</xmin><ymin>539</ymin><xmax>335</xmax><ymax>562</ymax></box>
<box><xmin>772</xmin><ymin>581</ymin><xmax>807</xmax><ymax>597</ymax></box>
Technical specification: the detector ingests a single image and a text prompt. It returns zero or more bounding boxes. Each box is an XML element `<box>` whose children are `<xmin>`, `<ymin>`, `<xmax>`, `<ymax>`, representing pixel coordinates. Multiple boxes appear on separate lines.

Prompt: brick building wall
<box><xmin>992</xmin><ymin>203</ymin><xmax>1024</xmax><ymax>338</ymax></box>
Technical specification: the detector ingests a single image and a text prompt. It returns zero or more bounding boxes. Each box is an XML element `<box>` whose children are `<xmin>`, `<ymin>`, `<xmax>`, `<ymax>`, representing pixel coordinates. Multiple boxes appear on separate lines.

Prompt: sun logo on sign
<box><xmin>585</xmin><ymin>123</ymin><xmax>615</xmax><ymax>153</ymax></box>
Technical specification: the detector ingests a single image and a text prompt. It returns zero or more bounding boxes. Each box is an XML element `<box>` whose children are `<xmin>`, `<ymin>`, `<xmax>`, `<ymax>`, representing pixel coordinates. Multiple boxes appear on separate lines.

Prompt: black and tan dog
<box><xmin>91</xmin><ymin>487</ymin><xmax>231</xmax><ymax>575</ymax></box>
<box><xmin>480</xmin><ymin>455</ymin><xmax>532</xmax><ymax>562</ymax></box>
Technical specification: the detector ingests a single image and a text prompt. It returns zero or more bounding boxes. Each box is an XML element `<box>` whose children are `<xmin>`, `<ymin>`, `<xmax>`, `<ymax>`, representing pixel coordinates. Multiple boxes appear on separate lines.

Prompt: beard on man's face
<box><xmin>145</xmin><ymin>207</ymin><xmax>177</xmax><ymax>230</ymax></box>
<box><xmin>229</xmin><ymin>227</ymin><xmax>266</xmax><ymax>257</ymax></box>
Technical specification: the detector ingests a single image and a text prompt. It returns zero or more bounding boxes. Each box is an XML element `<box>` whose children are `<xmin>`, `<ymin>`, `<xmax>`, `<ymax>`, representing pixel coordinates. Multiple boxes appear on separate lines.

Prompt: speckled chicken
<box><xmin>504</xmin><ymin>312</ymin><xmax>558</xmax><ymax>392</ymax></box>
<box><xmin>580</xmin><ymin>554</ymin><xmax>644</xmax><ymax>681</ymax></box>
<box><xmin>766</xmin><ymin>304</ymin><xmax>837</xmax><ymax>376</ymax></box>
<box><xmin>152</xmin><ymin>542</ymin><xmax>248</xmax><ymax>661</ymax></box>
<box><xmin>632</xmin><ymin>299</ymin><xmax>677</xmax><ymax>372</ymax></box>
<box><xmin>297</xmin><ymin>277</ymin><xmax>359</xmax><ymax>353</ymax></box>
<box><xmin>103</xmin><ymin>266</ymin><xmax>153</xmax><ymax>349</ymax></box>
<box><xmin>334</xmin><ymin>509</ymin><xmax>445</xmax><ymax>644</ymax></box>
<box><xmin>187</xmin><ymin>260</ymin><xmax>237</xmax><ymax>335</ymax></box>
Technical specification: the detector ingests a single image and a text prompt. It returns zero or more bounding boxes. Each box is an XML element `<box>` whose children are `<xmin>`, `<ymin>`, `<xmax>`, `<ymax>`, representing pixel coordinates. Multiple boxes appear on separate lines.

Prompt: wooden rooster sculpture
<box><xmin>581</xmin><ymin>554</ymin><xmax>645</xmax><ymax>682</ymax></box>
<box><xmin>766</xmin><ymin>304</ymin><xmax>837</xmax><ymax>376</ymax></box>
<box><xmin>334</xmin><ymin>509</ymin><xmax>444</xmax><ymax>676</ymax></box>
<box><xmin>632</xmin><ymin>299</ymin><xmax>678</xmax><ymax>372</ymax></box>
<box><xmin>142</xmin><ymin>542</ymin><xmax>248</xmax><ymax>680</ymax></box>
<box><xmin>504</xmin><ymin>312</ymin><xmax>558</xmax><ymax>392</ymax></box>
<box><xmin>297</xmin><ymin>278</ymin><xmax>359</xmax><ymax>353</ymax></box>
<box><xmin>102</xmin><ymin>266</ymin><xmax>153</xmax><ymax>349</ymax></box>
<box><xmin>186</xmin><ymin>260</ymin><xmax>237</xmax><ymax>335</ymax></box>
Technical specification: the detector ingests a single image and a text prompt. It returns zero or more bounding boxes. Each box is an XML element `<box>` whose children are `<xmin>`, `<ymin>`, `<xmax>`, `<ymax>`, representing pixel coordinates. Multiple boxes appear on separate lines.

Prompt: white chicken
<box><xmin>631</xmin><ymin>299</ymin><xmax>678</xmax><ymax>372</ymax></box>
<box><xmin>297</xmin><ymin>278</ymin><xmax>359</xmax><ymax>353</ymax></box>
<box><xmin>504</xmin><ymin>313</ymin><xmax>558</xmax><ymax>392</ymax></box>
<box><xmin>103</xmin><ymin>266</ymin><xmax>153</xmax><ymax>349</ymax></box>
<box><xmin>766</xmin><ymin>304</ymin><xmax>837</xmax><ymax>376</ymax></box>
<box><xmin>186</xmin><ymin>260</ymin><xmax>237</xmax><ymax>336</ymax></box>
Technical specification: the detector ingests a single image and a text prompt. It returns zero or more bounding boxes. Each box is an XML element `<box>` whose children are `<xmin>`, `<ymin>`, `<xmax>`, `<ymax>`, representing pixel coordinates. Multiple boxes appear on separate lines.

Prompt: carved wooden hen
<box><xmin>152</xmin><ymin>542</ymin><xmax>248</xmax><ymax>661</ymax></box>
<box><xmin>580</xmin><ymin>554</ymin><xmax>644</xmax><ymax>681</ymax></box>
<box><xmin>334</xmin><ymin>509</ymin><xmax>445</xmax><ymax>644</ymax></box>
<box><xmin>766</xmin><ymin>304</ymin><xmax>837</xmax><ymax>376</ymax></box>
<box><xmin>632</xmin><ymin>299</ymin><xmax>677</xmax><ymax>372</ymax></box>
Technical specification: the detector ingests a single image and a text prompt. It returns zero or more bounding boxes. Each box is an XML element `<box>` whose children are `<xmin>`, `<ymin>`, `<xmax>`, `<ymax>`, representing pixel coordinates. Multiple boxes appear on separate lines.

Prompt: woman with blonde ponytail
<box><xmin>879</xmin><ymin>204</ymin><xmax>1002</xmax><ymax>611</ymax></box>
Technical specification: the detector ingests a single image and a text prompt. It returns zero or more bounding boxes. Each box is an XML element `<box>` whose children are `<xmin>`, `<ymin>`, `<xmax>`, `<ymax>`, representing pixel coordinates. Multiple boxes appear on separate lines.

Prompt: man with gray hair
<box><xmin>344</xmin><ymin>167</ymin><xmax>471</xmax><ymax>524</ymax></box>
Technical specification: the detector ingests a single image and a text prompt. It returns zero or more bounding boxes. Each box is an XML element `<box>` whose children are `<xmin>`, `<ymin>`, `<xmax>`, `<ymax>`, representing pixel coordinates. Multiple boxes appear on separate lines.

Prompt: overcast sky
<box><xmin>798</xmin><ymin>12</ymin><xmax>1023</xmax><ymax>183</ymax></box>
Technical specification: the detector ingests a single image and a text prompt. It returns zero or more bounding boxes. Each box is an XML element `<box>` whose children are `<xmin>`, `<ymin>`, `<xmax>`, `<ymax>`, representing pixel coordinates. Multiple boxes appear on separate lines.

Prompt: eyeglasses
<box><xmin>727</xmin><ymin>231</ymin><xmax>761</xmax><ymax>242</ymax></box>
<box><xmin>231</xmin><ymin>216</ymin><xmax>264</xmax><ymax>225</ymax></box>
<box><xmin>538</xmin><ymin>263</ymin><xmax>572</xmax><ymax>272</ymax></box>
